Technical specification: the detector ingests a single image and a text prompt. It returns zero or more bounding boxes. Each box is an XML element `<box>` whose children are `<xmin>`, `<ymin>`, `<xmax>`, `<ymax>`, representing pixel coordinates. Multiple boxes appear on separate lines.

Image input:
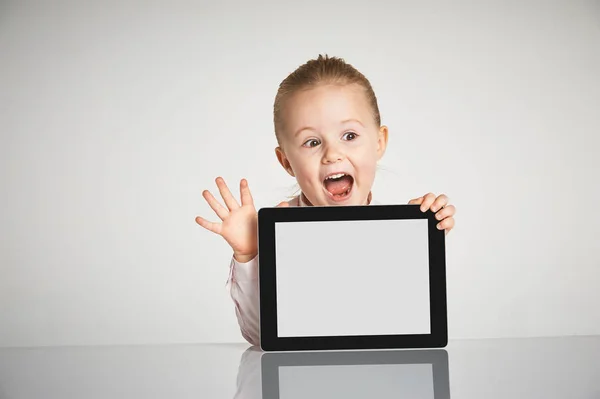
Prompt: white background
<box><xmin>275</xmin><ymin>219</ymin><xmax>431</xmax><ymax>337</ymax></box>
<box><xmin>1</xmin><ymin>0</ymin><xmax>599</xmax><ymax>347</ymax></box>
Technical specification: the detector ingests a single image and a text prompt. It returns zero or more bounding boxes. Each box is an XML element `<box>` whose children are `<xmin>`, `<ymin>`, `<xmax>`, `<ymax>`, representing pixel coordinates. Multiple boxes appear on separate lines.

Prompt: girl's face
<box><xmin>276</xmin><ymin>83</ymin><xmax>388</xmax><ymax>206</ymax></box>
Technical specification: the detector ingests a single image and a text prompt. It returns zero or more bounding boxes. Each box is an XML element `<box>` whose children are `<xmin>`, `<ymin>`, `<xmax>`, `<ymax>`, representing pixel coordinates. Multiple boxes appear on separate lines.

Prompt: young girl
<box><xmin>195</xmin><ymin>54</ymin><xmax>456</xmax><ymax>346</ymax></box>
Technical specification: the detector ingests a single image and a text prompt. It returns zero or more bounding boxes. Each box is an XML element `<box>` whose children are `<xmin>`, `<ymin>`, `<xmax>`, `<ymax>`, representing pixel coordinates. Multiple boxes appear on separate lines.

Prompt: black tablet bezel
<box><xmin>261</xmin><ymin>349</ymin><xmax>450</xmax><ymax>399</ymax></box>
<box><xmin>257</xmin><ymin>204</ymin><xmax>447</xmax><ymax>351</ymax></box>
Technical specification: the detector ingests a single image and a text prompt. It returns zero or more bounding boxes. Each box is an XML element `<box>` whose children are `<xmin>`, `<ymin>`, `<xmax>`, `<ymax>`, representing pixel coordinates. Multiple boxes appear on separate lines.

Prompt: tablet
<box><xmin>257</xmin><ymin>204</ymin><xmax>447</xmax><ymax>351</ymax></box>
<box><xmin>261</xmin><ymin>349</ymin><xmax>450</xmax><ymax>399</ymax></box>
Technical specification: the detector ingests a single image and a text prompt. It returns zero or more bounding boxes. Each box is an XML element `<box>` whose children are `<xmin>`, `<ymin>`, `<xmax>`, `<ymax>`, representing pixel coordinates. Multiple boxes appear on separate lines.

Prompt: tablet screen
<box><xmin>274</xmin><ymin>219</ymin><xmax>431</xmax><ymax>338</ymax></box>
<box><xmin>277</xmin><ymin>363</ymin><xmax>434</xmax><ymax>399</ymax></box>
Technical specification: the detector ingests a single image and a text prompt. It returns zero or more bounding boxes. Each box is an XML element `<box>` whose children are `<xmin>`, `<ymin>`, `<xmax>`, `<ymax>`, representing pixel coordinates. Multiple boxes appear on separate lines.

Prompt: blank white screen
<box><xmin>278</xmin><ymin>363</ymin><xmax>434</xmax><ymax>399</ymax></box>
<box><xmin>275</xmin><ymin>219</ymin><xmax>430</xmax><ymax>337</ymax></box>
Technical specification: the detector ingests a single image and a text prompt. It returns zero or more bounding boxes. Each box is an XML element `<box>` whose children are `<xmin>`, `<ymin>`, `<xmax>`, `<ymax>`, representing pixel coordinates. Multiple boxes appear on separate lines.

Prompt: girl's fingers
<box><xmin>195</xmin><ymin>216</ymin><xmax>222</xmax><ymax>235</ymax></box>
<box><xmin>434</xmin><ymin>205</ymin><xmax>456</xmax><ymax>221</ymax></box>
<box><xmin>202</xmin><ymin>189</ymin><xmax>229</xmax><ymax>220</ymax></box>
<box><xmin>435</xmin><ymin>205</ymin><xmax>456</xmax><ymax>220</ymax></box>
<box><xmin>216</xmin><ymin>177</ymin><xmax>240</xmax><ymax>211</ymax></box>
<box><xmin>436</xmin><ymin>217</ymin><xmax>455</xmax><ymax>232</ymax></box>
<box><xmin>408</xmin><ymin>197</ymin><xmax>423</xmax><ymax>205</ymax></box>
<box><xmin>276</xmin><ymin>201</ymin><xmax>290</xmax><ymax>207</ymax></box>
<box><xmin>430</xmin><ymin>194</ymin><xmax>449</xmax><ymax>212</ymax></box>
<box><xmin>240</xmin><ymin>179</ymin><xmax>254</xmax><ymax>207</ymax></box>
<box><xmin>420</xmin><ymin>193</ymin><xmax>436</xmax><ymax>212</ymax></box>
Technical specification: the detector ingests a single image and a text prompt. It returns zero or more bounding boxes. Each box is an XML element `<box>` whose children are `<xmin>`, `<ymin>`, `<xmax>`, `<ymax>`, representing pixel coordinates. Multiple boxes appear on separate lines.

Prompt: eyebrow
<box><xmin>341</xmin><ymin>118</ymin><xmax>364</xmax><ymax>127</ymax></box>
<box><xmin>294</xmin><ymin>126</ymin><xmax>318</xmax><ymax>137</ymax></box>
<box><xmin>293</xmin><ymin>119</ymin><xmax>364</xmax><ymax>137</ymax></box>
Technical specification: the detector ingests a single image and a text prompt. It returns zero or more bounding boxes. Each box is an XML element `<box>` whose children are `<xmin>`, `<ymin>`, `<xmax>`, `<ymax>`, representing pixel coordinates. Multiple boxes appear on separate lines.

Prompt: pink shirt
<box><xmin>226</xmin><ymin>192</ymin><xmax>377</xmax><ymax>346</ymax></box>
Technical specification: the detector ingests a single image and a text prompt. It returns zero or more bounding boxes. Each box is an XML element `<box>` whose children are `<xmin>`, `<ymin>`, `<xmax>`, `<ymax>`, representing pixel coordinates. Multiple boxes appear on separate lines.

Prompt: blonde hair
<box><xmin>273</xmin><ymin>54</ymin><xmax>381</xmax><ymax>143</ymax></box>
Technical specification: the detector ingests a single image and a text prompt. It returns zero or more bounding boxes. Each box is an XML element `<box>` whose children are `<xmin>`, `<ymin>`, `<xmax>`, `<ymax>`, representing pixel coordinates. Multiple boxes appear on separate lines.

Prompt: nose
<box><xmin>322</xmin><ymin>142</ymin><xmax>345</xmax><ymax>164</ymax></box>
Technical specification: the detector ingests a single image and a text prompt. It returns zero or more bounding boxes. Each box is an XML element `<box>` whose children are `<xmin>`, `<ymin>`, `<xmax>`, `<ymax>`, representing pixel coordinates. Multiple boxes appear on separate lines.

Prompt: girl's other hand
<box><xmin>408</xmin><ymin>193</ymin><xmax>455</xmax><ymax>235</ymax></box>
<box><xmin>195</xmin><ymin>177</ymin><xmax>289</xmax><ymax>262</ymax></box>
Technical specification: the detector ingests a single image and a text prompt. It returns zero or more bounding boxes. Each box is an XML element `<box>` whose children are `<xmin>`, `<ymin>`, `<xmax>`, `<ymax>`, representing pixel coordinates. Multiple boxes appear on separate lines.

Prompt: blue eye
<box><xmin>343</xmin><ymin>132</ymin><xmax>358</xmax><ymax>140</ymax></box>
<box><xmin>303</xmin><ymin>139</ymin><xmax>320</xmax><ymax>148</ymax></box>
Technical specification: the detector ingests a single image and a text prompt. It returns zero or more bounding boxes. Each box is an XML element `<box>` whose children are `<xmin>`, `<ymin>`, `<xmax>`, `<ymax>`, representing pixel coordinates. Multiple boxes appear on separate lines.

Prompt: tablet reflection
<box><xmin>233</xmin><ymin>347</ymin><xmax>450</xmax><ymax>399</ymax></box>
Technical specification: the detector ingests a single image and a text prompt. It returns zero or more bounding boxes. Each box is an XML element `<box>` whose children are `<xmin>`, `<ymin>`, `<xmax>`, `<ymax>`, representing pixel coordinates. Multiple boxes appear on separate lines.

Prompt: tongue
<box><xmin>324</xmin><ymin>175</ymin><xmax>353</xmax><ymax>196</ymax></box>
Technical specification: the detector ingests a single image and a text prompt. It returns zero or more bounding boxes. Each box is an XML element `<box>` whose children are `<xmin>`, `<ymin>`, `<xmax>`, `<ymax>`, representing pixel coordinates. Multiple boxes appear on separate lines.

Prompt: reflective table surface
<box><xmin>1</xmin><ymin>336</ymin><xmax>599</xmax><ymax>398</ymax></box>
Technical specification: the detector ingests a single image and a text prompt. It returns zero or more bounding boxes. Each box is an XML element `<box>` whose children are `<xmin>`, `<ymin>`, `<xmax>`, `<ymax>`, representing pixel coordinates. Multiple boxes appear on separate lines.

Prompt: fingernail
<box><xmin>437</xmin><ymin>223</ymin><xmax>442</xmax><ymax>229</ymax></box>
<box><xmin>431</xmin><ymin>206</ymin><xmax>438</xmax><ymax>212</ymax></box>
<box><xmin>436</xmin><ymin>213</ymin><xmax>442</xmax><ymax>220</ymax></box>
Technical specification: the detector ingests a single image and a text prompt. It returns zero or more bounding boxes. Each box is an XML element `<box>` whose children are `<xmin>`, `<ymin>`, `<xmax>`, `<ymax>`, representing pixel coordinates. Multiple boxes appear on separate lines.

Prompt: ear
<box><xmin>275</xmin><ymin>146</ymin><xmax>295</xmax><ymax>177</ymax></box>
<box><xmin>376</xmin><ymin>125</ymin><xmax>389</xmax><ymax>160</ymax></box>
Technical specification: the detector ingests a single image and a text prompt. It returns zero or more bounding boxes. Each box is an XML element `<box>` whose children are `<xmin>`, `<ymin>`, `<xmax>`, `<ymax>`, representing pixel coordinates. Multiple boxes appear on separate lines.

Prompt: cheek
<box><xmin>290</xmin><ymin>156</ymin><xmax>319</xmax><ymax>181</ymax></box>
<box><xmin>355</xmin><ymin>145</ymin><xmax>379</xmax><ymax>169</ymax></box>
<box><xmin>359</xmin><ymin>162</ymin><xmax>377</xmax><ymax>180</ymax></box>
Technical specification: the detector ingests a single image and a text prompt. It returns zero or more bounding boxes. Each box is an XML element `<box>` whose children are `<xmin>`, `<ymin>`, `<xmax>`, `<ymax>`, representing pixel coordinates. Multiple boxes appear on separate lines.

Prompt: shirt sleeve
<box><xmin>226</xmin><ymin>254</ymin><xmax>260</xmax><ymax>346</ymax></box>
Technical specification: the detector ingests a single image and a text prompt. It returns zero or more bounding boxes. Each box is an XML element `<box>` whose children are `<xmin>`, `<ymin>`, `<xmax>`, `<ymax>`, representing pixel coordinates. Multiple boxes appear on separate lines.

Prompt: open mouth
<box><xmin>323</xmin><ymin>172</ymin><xmax>354</xmax><ymax>201</ymax></box>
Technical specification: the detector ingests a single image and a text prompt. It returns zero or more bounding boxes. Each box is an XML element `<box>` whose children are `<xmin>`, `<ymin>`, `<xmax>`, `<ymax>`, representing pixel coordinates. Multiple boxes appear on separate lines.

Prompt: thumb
<box><xmin>276</xmin><ymin>201</ymin><xmax>290</xmax><ymax>208</ymax></box>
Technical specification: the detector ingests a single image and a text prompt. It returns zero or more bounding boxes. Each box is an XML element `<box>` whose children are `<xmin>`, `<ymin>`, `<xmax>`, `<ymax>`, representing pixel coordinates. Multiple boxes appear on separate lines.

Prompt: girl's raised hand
<box><xmin>408</xmin><ymin>193</ymin><xmax>456</xmax><ymax>235</ymax></box>
<box><xmin>195</xmin><ymin>177</ymin><xmax>288</xmax><ymax>262</ymax></box>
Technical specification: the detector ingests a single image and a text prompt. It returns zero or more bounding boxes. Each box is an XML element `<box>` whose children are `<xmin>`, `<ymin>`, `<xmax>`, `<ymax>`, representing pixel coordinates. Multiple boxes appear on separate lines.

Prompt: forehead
<box><xmin>282</xmin><ymin>83</ymin><xmax>373</xmax><ymax>131</ymax></box>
